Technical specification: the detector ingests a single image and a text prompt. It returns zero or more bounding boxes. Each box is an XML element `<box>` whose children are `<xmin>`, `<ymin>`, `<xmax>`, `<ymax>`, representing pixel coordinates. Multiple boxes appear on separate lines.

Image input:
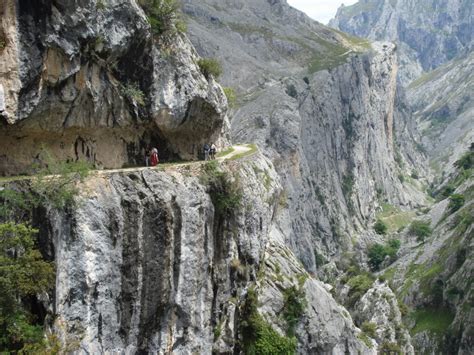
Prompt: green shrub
<box><xmin>398</xmin><ymin>174</ymin><xmax>405</xmax><ymax>183</ymax></box>
<box><xmin>139</xmin><ymin>0</ymin><xmax>184</xmax><ymax>35</ymax></box>
<box><xmin>439</xmin><ymin>184</ymin><xmax>455</xmax><ymax>198</ymax></box>
<box><xmin>31</xmin><ymin>150</ymin><xmax>92</xmax><ymax>209</ymax></box>
<box><xmin>361</xmin><ymin>321</ymin><xmax>377</xmax><ymax>338</ymax></box>
<box><xmin>409</xmin><ymin>220</ymin><xmax>431</xmax><ymax>242</ymax></box>
<box><xmin>240</xmin><ymin>288</ymin><xmax>297</xmax><ymax>355</ymax></box>
<box><xmin>281</xmin><ymin>285</ymin><xmax>307</xmax><ymax>336</ymax></box>
<box><xmin>197</xmin><ymin>58</ymin><xmax>222</xmax><ymax>79</ymax></box>
<box><xmin>374</xmin><ymin>219</ymin><xmax>387</xmax><ymax>235</ymax></box>
<box><xmin>96</xmin><ymin>0</ymin><xmax>106</xmax><ymax>10</ymax></box>
<box><xmin>448</xmin><ymin>194</ymin><xmax>465</xmax><ymax>213</ymax></box>
<box><xmin>223</xmin><ymin>87</ymin><xmax>237</xmax><ymax>108</ymax></box>
<box><xmin>368</xmin><ymin>240</ymin><xmax>400</xmax><ymax>271</ymax></box>
<box><xmin>454</xmin><ymin>151</ymin><xmax>473</xmax><ymax>170</ymax></box>
<box><xmin>121</xmin><ymin>83</ymin><xmax>145</xmax><ymax>106</ymax></box>
<box><xmin>411</xmin><ymin>171</ymin><xmax>419</xmax><ymax>179</ymax></box>
<box><xmin>347</xmin><ymin>274</ymin><xmax>374</xmax><ymax>307</ymax></box>
<box><xmin>379</xmin><ymin>341</ymin><xmax>402</xmax><ymax>354</ymax></box>
<box><xmin>200</xmin><ymin>161</ymin><xmax>242</xmax><ymax>218</ymax></box>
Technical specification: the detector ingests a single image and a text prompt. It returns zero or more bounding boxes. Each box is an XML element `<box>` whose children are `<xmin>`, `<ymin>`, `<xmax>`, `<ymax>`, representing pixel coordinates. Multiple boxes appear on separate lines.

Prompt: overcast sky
<box><xmin>287</xmin><ymin>0</ymin><xmax>359</xmax><ymax>25</ymax></box>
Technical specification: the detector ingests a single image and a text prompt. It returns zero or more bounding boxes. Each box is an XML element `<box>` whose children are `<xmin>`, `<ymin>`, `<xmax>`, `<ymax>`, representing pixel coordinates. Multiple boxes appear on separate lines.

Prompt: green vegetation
<box><xmin>448</xmin><ymin>194</ymin><xmax>465</xmax><ymax>213</ymax></box>
<box><xmin>0</xmin><ymin>31</ymin><xmax>6</xmax><ymax>51</ymax></box>
<box><xmin>223</xmin><ymin>87</ymin><xmax>237</xmax><ymax>108</ymax></box>
<box><xmin>346</xmin><ymin>272</ymin><xmax>375</xmax><ymax>307</ymax></box>
<box><xmin>308</xmin><ymin>39</ymin><xmax>350</xmax><ymax>74</ymax></box>
<box><xmin>121</xmin><ymin>83</ymin><xmax>145</xmax><ymax>106</ymax></box>
<box><xmin>216</xmin><ymin>146</ymin><xmax>235</xmax><ymax>158</ymax></box>
<box><xmin>374</xmin><ymin>219</ymin><xmax>387</xmax><ymax>235</ymax></box>
<box><xmin>0</xmin><ymin>152</ymin><xmax>89</xmax><ymax>352</ymax></box>
<box><xmin>197</xmin><ymin>58</ymin><xmax>222</xmax><ymax>79</ymax></box>
<box><xmin>0</xmin><ymin>223</ymin><xmax>55</xmax><ymax>352</ymax></box>
<box><xmin>361</xmin><ymin>321</ymin><xmax>377</xmax><ymax>338</ymax></box>
<box><xmin>240</xmin><ymin>288</ymin><xmax>297</xmax><ymax>355</ymax></box>
<box><xmin>281</xmin><ymin>284</ymin><xmax>307</xmax><ymax>336</ymax></box>
<box><xmin>411</xmin><ymin>308</ymin><xmax>455</xmax><ymax>336</ymax></box>
<box><xmin>200</xmin><ymin>161</ymin><xmax>242</xmax><ymax>218</ymax></box>
<box><xmin>138</xmin><ymin>0</ymin><xmax>185</xmax><ymax>35</ymax></box>
<box><xmin>229</xmin><ymin>144</ymin><xmax>258</xmax><ymax>161</ymax></box>
<box><xmin>358</xmin><ymin>332</ymin><xmax>373</xmax><ymax>348</ymax></box>
<box><xmin>379</xmin><ymin>341</ymin><xmax>402</xmax><ymax>354</ymax></box>
<box><xmin>409</xmin><ymin>220</ymin><xmax>432</xmax><ymax>242</ymax></box>
<box><xmin>454</xmin><ymin>151</ymin><xmax>473</xmax><ymax>170</ymax></box>
<box><xmin>96</xmin><ymin>0</ymin><xmax>106</xmax><ymax>10</ymax></box>
<box><xmin>376</xmin><ymin>203</ymin><xmax>416</xmax><ymax>233</ymax></box>
<box><xmin>368</xmin><ymin>240</ymin><xmax>400</xmax><ymax>271</ymax></box>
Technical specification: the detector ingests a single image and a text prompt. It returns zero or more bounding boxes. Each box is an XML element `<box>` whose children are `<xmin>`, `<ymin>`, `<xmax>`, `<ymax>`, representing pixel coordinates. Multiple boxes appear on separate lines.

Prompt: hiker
<box><xmin>210</xmin><ymin>143</ymin><xmax>217</xmax><ymax>160</ymax></box>
<box><xmin>144</xmin><ymin>146</ymin><xmax>151</xmax><ymax>167</ymax></box>
<box><xmin>150</xmin><ymin>147</ymin><xmax>159</xmax><ymax>166</ymax></box>
<box><xmin>203</xmin><ymin>143</ymin><xmax>210</xmax><ymax>161</ymax></box>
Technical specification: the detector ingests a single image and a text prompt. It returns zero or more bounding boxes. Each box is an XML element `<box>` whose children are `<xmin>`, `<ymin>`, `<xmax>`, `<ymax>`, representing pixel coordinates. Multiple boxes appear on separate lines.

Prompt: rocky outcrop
<box><xmin>183</xmin><ymin>0</ymin><xmax>428</xmax><ymax>272</ymax></box>
<box><xmin>330</xmin><ymin>0</ymin><xmax>473</xmax><ymax>84</ymax></box>
<box><xmin>35</xmin><ymin>153</ymin><xmax>372</xmax><ymax>354</ymax></box>
<box><xmin>0</xmin><ymin>0</ymin><xmax>229</xmax><ymax>175</ymax></box>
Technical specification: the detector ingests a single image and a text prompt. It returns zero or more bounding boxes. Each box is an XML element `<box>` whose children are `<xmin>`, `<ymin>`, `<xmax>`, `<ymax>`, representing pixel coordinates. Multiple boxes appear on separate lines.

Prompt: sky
<box><xmin>287</xmin><ymin>0</ymin><xmax>359</xmax><ymax>25</ymax></box>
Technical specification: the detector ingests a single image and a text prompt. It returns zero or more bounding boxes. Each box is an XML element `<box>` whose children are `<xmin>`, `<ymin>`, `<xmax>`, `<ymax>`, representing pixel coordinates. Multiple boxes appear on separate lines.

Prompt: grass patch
<box><xmin>216</xmin><ymin>146</ymin><xmax>235</xmax><ymax>158</ymax></box>
<box><xmin>229</xmin><ymin>144</ymin><xmax>258</xmax><ymax>161</ymax></box>
<box><xmin>377</xmin><ymin>203</ymin><xmax>416</xmax><ymax>233</ymax></box>
<box><xmin>411</xmin><ymin>308</ymin><xmax>455</xmax><ymax>335</ymax></box>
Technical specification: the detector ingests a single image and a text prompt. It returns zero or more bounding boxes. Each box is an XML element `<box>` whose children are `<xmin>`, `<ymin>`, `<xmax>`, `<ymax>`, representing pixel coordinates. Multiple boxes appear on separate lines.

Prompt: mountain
<box><xmin>183</xmin><ymin>0</ymin><xmax>428</xmax><ymax>272</ymax></box>
<box><xmin>0</xmin><ymin>0</ymin><xmax>470</xmax><ymax>354</ymax></box>
<box><xmin>330</xmin><ymin>0</ymin><xmax>473</xmax><ymax>84</ymax></box>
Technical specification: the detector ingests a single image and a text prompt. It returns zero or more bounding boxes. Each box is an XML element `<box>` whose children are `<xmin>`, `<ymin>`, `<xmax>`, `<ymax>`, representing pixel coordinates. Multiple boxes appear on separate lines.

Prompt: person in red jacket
<box><xmin>150</xmin><ymin>147</ymin><xmax>159</xmax><ymax>166</ymax></box>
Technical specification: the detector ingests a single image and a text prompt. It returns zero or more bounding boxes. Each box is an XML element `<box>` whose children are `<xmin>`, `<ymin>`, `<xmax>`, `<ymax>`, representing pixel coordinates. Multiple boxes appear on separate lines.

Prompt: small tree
<box><xmin>0</xmin><ymin>223</ymin><xmax>55</xmax><ymax>351</ymax></box>
<box><xmin>374</xmin><ymin>220</ymin><xmax>387</xmax><ymax>235</ymax></box>
<box><xmin>449</xmin><ymin>194</ymin><xmax>465</xmax><ymax>213</ymax></box>
<box><xmin>223</xmin><ymin>87</ymin><xmax>237</xmax><ymax>108</ymax></box>
<box><xmin>409</xmin><ymin>220</ymin><xmax>431</xmax><ymax>242</ymax></box>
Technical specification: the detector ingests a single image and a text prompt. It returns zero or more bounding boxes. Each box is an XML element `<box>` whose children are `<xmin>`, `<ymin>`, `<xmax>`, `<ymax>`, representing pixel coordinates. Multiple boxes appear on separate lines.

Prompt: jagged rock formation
<box><xmin>330</xmin><ymin>0</ymin><xmax>473</xmax><ymax>84</ymax></box>
<box><xmin>183</xmin><ymin>0</ymin><xmax>427</xmax><ymax>273</ymax></box>
<box><xmin>0</xmin><ymin>0</ymin><xmax>229</xmax><ymax>175</ymax></box>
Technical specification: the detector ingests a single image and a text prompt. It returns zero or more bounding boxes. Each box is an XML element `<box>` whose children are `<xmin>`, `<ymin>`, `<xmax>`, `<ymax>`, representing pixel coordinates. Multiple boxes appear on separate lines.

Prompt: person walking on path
<box><xmin>210</xmin><ymin>143</ymin><xmax>217</xmax><ymax>160</ymax></box>
<box><xmin>150</xmin><ymin>147</ymin><xmax>159</xmax><ymax>166</ymax></box>
<box><xmin>203</xmin><ymin>143</ymin><xmax>210</xmax><ymax>161</ymax></box>
<box><xmin>144</xmin><ymin>146</ymin><xmax>151</xmax><ymax>167</ymax></box>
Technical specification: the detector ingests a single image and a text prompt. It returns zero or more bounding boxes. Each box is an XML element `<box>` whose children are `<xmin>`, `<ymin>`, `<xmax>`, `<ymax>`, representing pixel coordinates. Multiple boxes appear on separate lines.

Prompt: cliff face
<box><xmin>42</xmin><ymin>154</ymin><xmax>372</xmax><ymax>354</ymax></box>
<box><xmin>0</xmin><ymin>0</ymin><xmax>229</xmax><ymax>175</ymax></box>
<box><xmin>183</xmin><ymin>0</ymin><xmax>428</xmax><ymax>272</ymax></box>
<box><xmin>408</xmin><ymin>53</ymin><xmax>473</xmax><ymax>175</ymax></box>
<box><xmin>330</xmin><ymin>0</ymin><xmax>473</xmax><ymax>84</ymax></box>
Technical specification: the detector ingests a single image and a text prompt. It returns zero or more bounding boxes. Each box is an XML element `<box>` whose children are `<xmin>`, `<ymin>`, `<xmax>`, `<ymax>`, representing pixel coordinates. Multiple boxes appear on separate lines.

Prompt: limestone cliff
<box><xmin>0</xmin><ymin>0</ymin><xmax>229</xmax><ymax>175</ymax></box>
<box><xmin>183</xmin><ymin>0</ymin><xmax>428</xmax><ymax>273</ymax></box>
<box><xmin>38</xmin><ymin>154</ymin><xmax>372</xmax><ymax>354</ymax></box>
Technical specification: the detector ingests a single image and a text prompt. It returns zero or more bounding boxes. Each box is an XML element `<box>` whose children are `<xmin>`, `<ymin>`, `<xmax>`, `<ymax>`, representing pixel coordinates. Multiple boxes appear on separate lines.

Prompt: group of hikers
<box><xmin>143</xmin><ymin>142</ymin><xmax>217</xmax><ymax>167</ymax></box>
<box><xmin>203</xmin><ymin>142</ymin><xmax>217</xmax><ymax>161</ymax></box>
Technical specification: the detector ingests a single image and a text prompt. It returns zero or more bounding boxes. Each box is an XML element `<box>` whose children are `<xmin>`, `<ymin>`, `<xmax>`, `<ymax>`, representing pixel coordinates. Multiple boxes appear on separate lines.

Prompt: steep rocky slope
<box><xmin>330</xmin><ymin>0</ymin><xmax>473</xmax><ymax>84</ymax></box>
<box><xmin>0</xmin><ymin>0</ymin><xmax>228</xmax><ymax>175</ymax></box>
<box><xmin>34</xmin><ymin>153</ymin><xmax>372</xmax><ymax>354</ymax></box>
<box><xmin>183</xmin><ymin>0</ymin><xmax>428</xmax><ymax>272</ymax></box>
<box><xmin>408</xmin><ymin>52</ymin><xmax>473</xmax><ymax>175</ymax></box>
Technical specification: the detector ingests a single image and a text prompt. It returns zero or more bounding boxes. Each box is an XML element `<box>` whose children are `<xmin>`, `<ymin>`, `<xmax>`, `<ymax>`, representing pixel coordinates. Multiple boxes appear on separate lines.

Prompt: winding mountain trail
<box><xmin>0</xmin><ymin>144</ymin><xmax>258</xmax><ymax>184</ymax></box>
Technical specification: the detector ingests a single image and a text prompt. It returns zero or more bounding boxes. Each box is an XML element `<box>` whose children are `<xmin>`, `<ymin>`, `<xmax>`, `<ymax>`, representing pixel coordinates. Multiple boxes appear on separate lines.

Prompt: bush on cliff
<box><xmin>200</xmin><ymin>161</ymin><xmax>242</xmax><ymax>218</ymax></box>
<box><xmin>198</xmin><ymin>58</ymin><xmax>222</xmax><ymax>79</ymax></box>
<box><xmin>139</xmin><ymin>0</ymin><xmax>186</xmax><ymax>35</ymax></box>
<box><xmin>409</xmin><ymin>220</ymin><xmax>432</xmax><ymax>242</ymax></box>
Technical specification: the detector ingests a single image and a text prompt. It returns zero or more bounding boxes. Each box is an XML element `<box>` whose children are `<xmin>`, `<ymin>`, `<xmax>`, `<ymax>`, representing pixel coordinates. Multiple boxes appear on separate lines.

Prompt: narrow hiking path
<box><xmin>0</xmin><ymin>144</ymin><xmax>258</xmax><ymax>184</ymax></box>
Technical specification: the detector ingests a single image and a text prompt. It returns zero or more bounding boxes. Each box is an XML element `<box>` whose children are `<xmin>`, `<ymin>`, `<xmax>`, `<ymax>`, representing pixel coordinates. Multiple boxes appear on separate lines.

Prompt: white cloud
<box><xmin>287</xmin><ymin>0</ymin><xmax>359</xmax><ymax>24</ymax></box>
